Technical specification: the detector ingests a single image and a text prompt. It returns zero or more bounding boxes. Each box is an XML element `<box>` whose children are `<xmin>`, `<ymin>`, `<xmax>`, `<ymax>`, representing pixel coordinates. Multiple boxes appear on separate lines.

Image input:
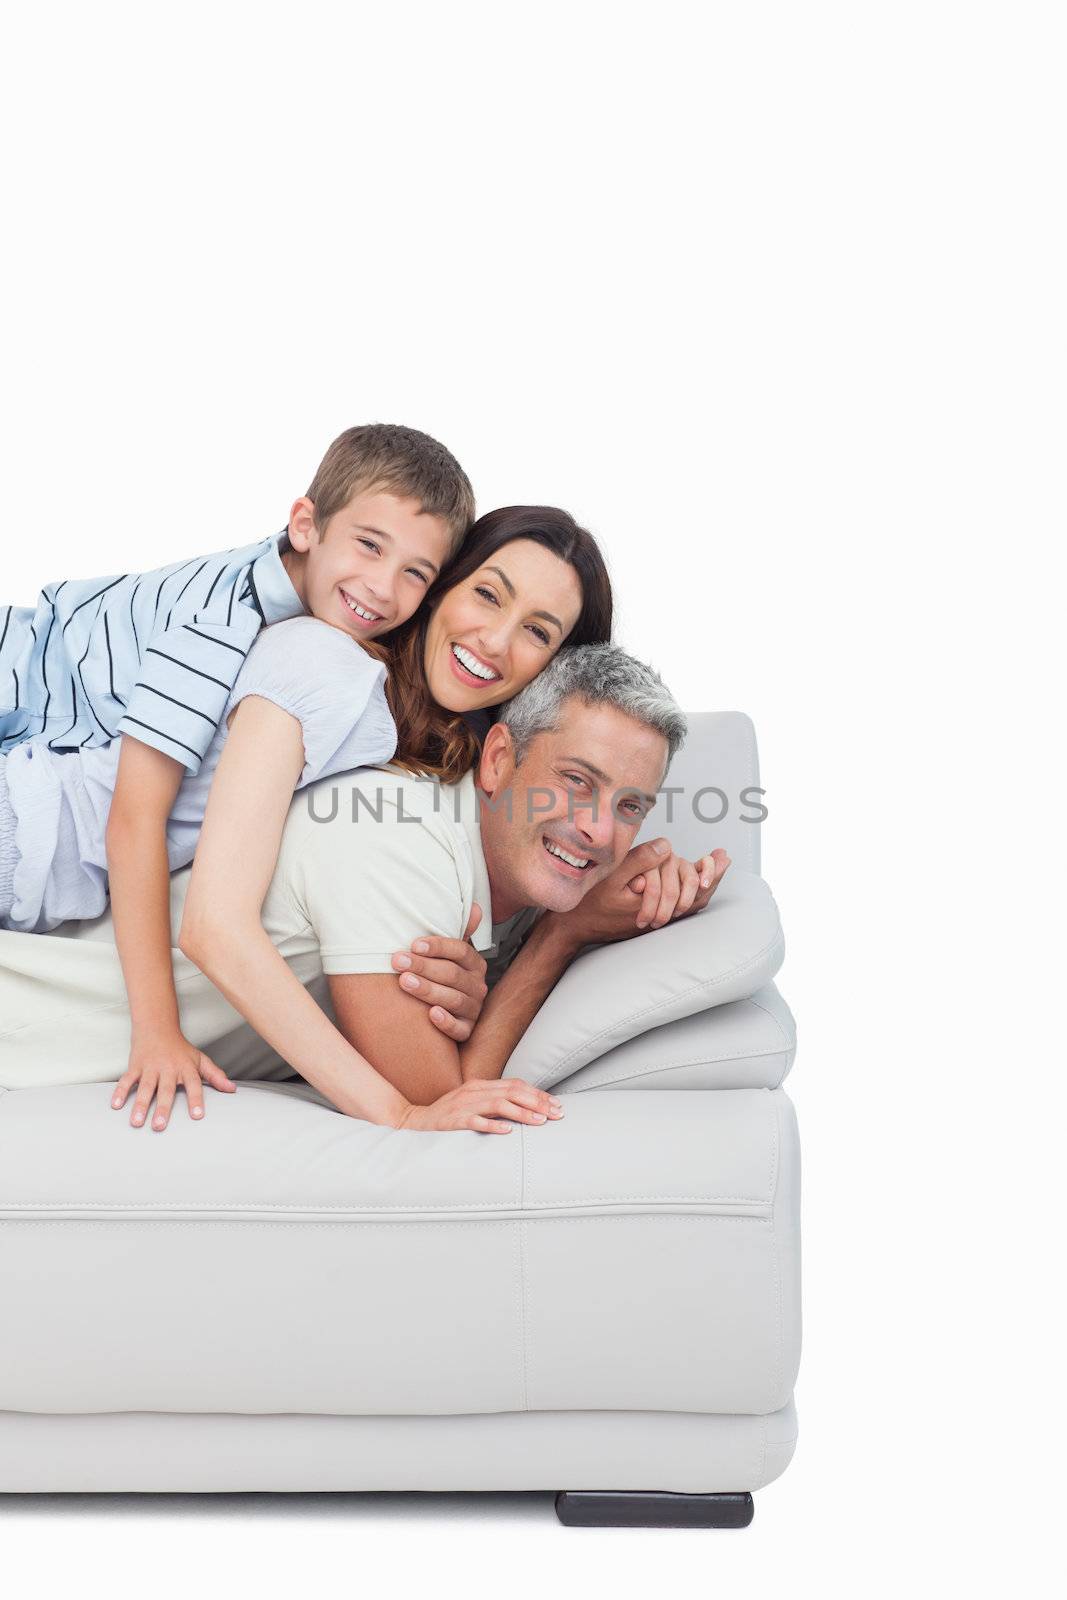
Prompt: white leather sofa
<box><xmin>0</xmin><ymin>712</ymin><xmax>800</xmax><ymax>1529</ymax></box>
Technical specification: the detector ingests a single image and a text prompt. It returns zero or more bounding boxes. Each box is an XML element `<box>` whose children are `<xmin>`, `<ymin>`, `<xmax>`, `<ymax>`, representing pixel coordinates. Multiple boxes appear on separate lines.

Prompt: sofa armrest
<box><xmin>504</xmin><ymin>868</ymin><xmax>785</xmax><ymax>1091</ymax></box>
<box><xmin>550</xmin><ymin>982</ymin><xmax>796</xmax><ymax>1094</ymax></box>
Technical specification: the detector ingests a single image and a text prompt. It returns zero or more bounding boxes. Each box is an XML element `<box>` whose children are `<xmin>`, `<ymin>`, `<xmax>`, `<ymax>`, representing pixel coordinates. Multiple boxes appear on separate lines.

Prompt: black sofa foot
<box><xmin>554</xmin><ymin>1490</ymin><xmax>754</xmax><ymax>1529</ymax></box>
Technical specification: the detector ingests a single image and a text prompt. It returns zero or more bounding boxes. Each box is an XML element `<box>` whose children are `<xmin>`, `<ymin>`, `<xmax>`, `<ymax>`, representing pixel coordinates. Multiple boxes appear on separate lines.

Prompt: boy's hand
<box><xmin>111</xmin><ymin>1029</ymin><xmax>237</xmax><ymax>1130</ymax></box>
<box><xmin>390</xmin><ymin>905</ymin><xmax>490</xmax><ymax>1042</ymax></box>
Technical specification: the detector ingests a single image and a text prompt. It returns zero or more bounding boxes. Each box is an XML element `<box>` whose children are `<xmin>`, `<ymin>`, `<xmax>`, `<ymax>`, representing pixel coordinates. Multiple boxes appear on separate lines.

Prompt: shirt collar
<box><xmin>449</xmin><ymin>771</ymin><xmax>495</xmax><ymax>954</ymax></box>
<box><xmin>448</xmin><ymin>771</ymin><xmax>539</xmax><ymax>956</ymax></box>
<box><xmin>248</xmin><ymin>530</ymin><xmax>307</xmax><ymax>625</ymax></box>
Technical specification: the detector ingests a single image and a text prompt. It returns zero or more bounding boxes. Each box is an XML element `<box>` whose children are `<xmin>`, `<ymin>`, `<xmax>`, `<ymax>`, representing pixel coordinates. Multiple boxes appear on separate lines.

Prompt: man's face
<box><xmin>477</xmin><ymin>697</ymin><xmax>669</xmax><ymax>919</ymax></box>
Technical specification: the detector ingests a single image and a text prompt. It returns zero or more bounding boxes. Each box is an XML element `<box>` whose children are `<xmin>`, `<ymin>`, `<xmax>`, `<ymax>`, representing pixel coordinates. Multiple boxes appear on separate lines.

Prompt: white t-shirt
<box><xmin>2</xmin><ymin>616</ymin><xmax>397</xmax><ymax>931</ymax></box>
<box><xmin>258</xmin><ymin>765</ymin><xmax>540</xmax><ymax>985</ymax></box>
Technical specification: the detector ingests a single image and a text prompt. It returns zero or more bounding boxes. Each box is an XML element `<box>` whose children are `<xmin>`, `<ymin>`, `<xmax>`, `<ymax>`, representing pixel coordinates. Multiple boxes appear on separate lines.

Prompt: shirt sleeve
<box><xmin>277</xmin><ymin>785</ymin><xmax>468</xmax><ymax>974</ymax></box>
<box><xmin>225</xmin><ymin>617</ymin><xmax>398</xmax><ymax>786</ymax></box>
<box><xmin>115</xmin><ymin>606</ymin><xmax>264</xmax><ymax>775</ymax></box>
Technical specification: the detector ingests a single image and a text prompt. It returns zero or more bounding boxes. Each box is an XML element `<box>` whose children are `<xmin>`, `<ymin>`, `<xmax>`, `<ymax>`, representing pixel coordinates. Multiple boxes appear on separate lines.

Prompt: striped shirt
<box><xmin>0</xmin><ymin>531</ymin><xmax>305</xmax><ymax>773</ymax></box>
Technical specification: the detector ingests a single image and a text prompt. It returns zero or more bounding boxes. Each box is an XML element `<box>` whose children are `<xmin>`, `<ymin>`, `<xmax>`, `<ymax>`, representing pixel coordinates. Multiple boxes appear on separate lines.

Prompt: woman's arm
<box><xmin>176</xmin><ymin>694</ymin><xmax>407</xmax><ymax>1124</ymax></box>
<box><xmin>178</xmin><ymin>696</ymin><xmax>557</xmax><ymax>1132</ymax></box>
<box><xmin>107</xmin><ymin>737</ymin><xmax>237</xmax><ymax>1129</ymax></box>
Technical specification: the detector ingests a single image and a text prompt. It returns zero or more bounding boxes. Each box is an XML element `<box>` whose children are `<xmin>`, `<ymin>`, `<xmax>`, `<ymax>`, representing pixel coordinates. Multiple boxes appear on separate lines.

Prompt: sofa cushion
<box><xmin>552</xmin><ymin>983</ymin><xmax>795</xmax><ymax>1093</ymax></box>
<box><xmin>0</xmin><ymin>1082</ymin><xmax>799</xmax><ymax>1421</ymax></box>
<box><xmin>504</xmin><ymin>868</ymin><xmax>785</xmax><ymax>1090</ymax></box>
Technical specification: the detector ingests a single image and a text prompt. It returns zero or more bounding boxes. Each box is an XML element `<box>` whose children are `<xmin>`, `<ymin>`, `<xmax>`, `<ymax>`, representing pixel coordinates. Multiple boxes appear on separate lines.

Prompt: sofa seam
<box><xmin>0</xmin><ymin>1215</ymin><xmax>772</xmax><ymax>1228</ymax></box>
<box><xmin>0</xmin><ymin>1194</ymin><xmax>774</xmax><ymax>1211</ymax></box>
<box><xmin>518</xmin><ymin>1129</ymin><xmax>530</xmax><ymax>1413</ymax></box>
<box><xmin>768</xmin><ymin>1093</ymin><xmax>784</xmax><ymax>1414</ymax></box>
<box><xmin>572</xmin><ymin>1046</ymin><xmax>788</xmax><ymax>1092</ymax></box>
<box><xmin>755</xmin><ymin>1412</ymin><xmax>769</xmax><ymax>1488</ymax></box>
<box><xmin>743</xmin><ymin>992</ymin><xmax>794</xmax><ymax>1053</ymax></box>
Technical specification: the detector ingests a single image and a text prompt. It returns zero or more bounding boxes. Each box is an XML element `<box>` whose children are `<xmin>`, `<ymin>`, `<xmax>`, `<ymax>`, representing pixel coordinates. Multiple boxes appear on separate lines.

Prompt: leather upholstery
<box><xmin>555</xmin><ymin>983</ymin><xmax>796</xmax><ymax>1093</ymax></box>
<box><xmin>0</xmin><ymin>1084</ymin><xmax>799</xmax><ymax>1418</ymax></box>
<box><xmin>0</xmin><ymin>1403</ymin><xmax>798</xmax><ymax>1494</ymax></box>
<box><xmin>506</xmin><ymin>869</ymin><xmax>784</xmax><ymax>1088</ymax></box>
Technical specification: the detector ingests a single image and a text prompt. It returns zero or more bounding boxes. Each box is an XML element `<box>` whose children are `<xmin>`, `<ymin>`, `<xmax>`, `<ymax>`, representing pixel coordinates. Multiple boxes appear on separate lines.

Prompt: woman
<box><xmin>117</xmin><ymin>506</ymin><xmax>622</xmax><ymax>1134</ymax></box>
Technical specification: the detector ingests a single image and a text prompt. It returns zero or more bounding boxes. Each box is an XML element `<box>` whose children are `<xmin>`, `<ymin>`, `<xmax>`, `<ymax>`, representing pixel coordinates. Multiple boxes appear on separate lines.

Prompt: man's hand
<box><xmin>546</xmin><ymin>838</ymin><xmax>731</xmax><ymax>952</ymax></box>
<box><xmin>397</xmin><ymin>1077</ymin><xmax>563</xmax><ymax>1135</ymax></box>
<box><xmin>390</xmin><ymin>905</ymin><xmax>490</xmax><ymax>1041</ymax></box>
<box><xmin>111</xmin><ymin>1028</ymin><xmax>237</xmax><ymax>1130</ymax></box>
<box><xmin>628</xmin><ymin>846</ymin><xmax>731</xmax><ymax>929</ymax></box>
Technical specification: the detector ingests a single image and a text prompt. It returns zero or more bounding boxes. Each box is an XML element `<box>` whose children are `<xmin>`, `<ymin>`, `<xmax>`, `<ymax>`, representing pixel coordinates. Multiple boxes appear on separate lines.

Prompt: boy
<box><xmin>1</xmin><ymin>424</ymin><xmax>473</xmax><ymax>759</ymax></box>
<box><xmin>0</xmin><ymin>423</ymin><xmax>474</xmax><ymax>1111</ymax></box>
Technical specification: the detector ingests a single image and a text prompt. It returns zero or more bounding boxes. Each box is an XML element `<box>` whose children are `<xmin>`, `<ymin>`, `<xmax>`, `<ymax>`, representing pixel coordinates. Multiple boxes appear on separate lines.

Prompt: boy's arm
<box><xmin>106</xmin><ymin>737</ymin><xmax>237</xmax><ymax>1129</ymax></box>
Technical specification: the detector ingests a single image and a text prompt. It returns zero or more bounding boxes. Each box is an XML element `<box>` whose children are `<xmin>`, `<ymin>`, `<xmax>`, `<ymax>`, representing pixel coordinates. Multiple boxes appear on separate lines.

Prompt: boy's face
<box><xmin>286</xmin><ymin>490</ymin><xmax>453</xmax><ymax>642</ymax></box>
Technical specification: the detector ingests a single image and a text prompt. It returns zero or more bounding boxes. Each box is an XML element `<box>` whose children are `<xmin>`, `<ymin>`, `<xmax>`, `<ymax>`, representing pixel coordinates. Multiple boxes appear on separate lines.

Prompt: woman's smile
<box><xmin>448</xmin><ymin>642</ymin><xmax>503</xmax><ymax>686</ymax></box>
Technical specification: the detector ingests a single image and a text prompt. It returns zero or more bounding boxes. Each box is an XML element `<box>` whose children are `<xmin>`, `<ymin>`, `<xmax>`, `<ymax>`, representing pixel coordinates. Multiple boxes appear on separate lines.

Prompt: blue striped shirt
<box><xmin>0</xmin><ymin>531</ymin><xmax>305</xmax><ymax>773</ymax></box>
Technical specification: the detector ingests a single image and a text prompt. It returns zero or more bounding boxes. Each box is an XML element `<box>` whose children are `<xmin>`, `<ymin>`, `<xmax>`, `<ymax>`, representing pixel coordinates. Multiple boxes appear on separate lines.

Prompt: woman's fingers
<box><xmin>454</xmin><ymin>1078</ymin><xmax>564</xmax><ymax>1130</ymax></box>
<box><xmin>496</xmin><ymin>1079</ymin><xmax>564</xmax><ymax>1118</ymax></box>
<box><xmin>470</xmin><ymin>1116</ymin><xmax>513</xmax><ymax>1134</ymax></box>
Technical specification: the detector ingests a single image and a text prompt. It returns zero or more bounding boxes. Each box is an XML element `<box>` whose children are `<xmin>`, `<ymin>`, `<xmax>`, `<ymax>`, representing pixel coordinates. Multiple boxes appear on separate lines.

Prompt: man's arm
<box><xmin>326</xmin><ymin>974</ymin><xmax>464</xmax><ymax>1105</ymax></box>
<box><xmin>455</xmin><ymin>838</ymin><xmax>732</xmax><ymax>1083</ymax></box>
<box><xmin>456</xmin><ymin>911</ymin><xmax>585</xmax><ymax>1081</ymax></box>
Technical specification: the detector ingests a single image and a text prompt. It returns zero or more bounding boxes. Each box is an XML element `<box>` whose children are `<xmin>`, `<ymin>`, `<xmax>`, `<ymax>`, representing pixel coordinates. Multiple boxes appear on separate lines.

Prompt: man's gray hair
<box><xmin>498</xmin><ymin>643</ymin><xmax>686</xmax><ymax>766</ymax></box>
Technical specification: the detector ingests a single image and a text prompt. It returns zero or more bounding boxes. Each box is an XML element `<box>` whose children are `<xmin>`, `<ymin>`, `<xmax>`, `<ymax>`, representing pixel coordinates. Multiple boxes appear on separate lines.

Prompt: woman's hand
<box><xmin>396</xmin><ymin>1077</ymin><xmax>563</xmax><ymax>1135</ymax></box>
<box><xmin>389</xmin><ymin>905</ymin><xmax>490</xmax><ymax>1041</ymax></box>
<box><xmin>111</xmin><ymin>1028</ymin><xmax>236</xmax><ymax>1130</ymax></box>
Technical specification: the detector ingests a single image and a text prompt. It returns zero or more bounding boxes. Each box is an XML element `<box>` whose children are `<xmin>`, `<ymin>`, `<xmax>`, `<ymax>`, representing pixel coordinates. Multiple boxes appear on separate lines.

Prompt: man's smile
<box><xmin>542</xmin><ymin>834</ymin><xmax>595</xmax><ymax>876</ymax></box>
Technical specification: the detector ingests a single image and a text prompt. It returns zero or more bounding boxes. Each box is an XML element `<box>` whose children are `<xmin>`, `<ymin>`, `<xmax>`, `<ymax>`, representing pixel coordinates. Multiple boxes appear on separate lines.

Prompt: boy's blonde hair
<box><xmin>306</xmin><ymin>424</ymin><xmax>475</xmax><ymax>555</ymax></box>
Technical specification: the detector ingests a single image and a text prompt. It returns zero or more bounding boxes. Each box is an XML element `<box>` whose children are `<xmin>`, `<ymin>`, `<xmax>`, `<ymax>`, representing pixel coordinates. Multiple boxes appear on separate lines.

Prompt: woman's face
<box><xmin>423</xmin><ymin>538</ymin><xmax>585</xmax><ymax>712</ymax></box>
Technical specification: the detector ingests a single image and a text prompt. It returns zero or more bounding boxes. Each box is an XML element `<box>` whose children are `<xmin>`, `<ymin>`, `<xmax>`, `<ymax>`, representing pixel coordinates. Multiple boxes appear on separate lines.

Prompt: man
<box><xmin>0</xmin><ymin>645</ymin><xmax>728</xmax><ymax>1131</ymax></box>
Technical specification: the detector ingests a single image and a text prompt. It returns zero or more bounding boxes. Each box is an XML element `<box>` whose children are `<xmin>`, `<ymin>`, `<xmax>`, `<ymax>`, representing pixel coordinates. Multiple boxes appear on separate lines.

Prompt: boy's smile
<box><xmin>283</xmin><ymin>490</ymin><xmax>454</xmax><ymax>643</ymax></box>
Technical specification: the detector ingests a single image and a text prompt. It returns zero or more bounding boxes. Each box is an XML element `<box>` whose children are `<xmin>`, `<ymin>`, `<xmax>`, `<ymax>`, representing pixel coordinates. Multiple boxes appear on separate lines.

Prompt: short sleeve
<box><xmin>276</xmin><ymin>783</ymin><xmax>468</xmax><ymax>974</ymax></box>
<box><xmin>225</xmin><ymin>617</ymin><xmax>398</xmax><ymax>786</ymax></box>
<box><xmin>116</xmin><ymin>606</ymin><xmax>264</xmax><ymax>775</ymax></box>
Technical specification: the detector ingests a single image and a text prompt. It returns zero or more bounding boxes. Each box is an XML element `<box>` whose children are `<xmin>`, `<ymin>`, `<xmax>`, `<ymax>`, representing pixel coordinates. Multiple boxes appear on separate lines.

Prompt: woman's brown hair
<box><xmin>373</xmin><ymin>505</ymin><xmax>614</xmax><ymax>783</ymax></box>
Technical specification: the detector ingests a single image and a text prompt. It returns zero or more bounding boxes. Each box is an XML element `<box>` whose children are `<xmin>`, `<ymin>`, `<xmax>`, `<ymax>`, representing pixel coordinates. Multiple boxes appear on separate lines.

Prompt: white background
<box><xmin>2</xmin><ymin>2</ymin><xmax>1063</xmax><ymax>1596</ymax></box>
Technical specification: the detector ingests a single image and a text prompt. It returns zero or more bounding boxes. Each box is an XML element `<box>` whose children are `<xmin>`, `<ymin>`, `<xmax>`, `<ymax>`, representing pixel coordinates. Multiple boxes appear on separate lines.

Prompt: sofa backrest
<box><xmin>636</xmin><ymin>710</ymin><xmax>762</xmax><ymax>874</ymax></box>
